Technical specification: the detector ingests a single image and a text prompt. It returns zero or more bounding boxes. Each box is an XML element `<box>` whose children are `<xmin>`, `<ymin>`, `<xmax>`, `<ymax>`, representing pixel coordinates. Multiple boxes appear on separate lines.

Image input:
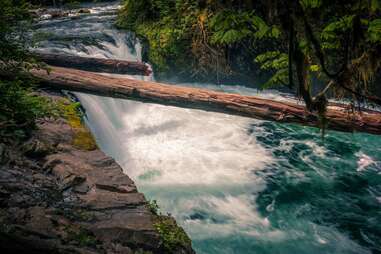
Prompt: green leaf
<box><xmin>262</xmin><ymin>69</ymin><xmax>289</xmax><ymax>89</ymax></box>
<box><xmin>255</xmin><ymin>51</ymin><xmax>288</xmax><ymax>69</ymax></box>
<box><xmin>309</xmin><ymin>64</ymin><xmax>320</xmax><ymax>72</ymax></box>
<box><xmin>300</xmin><ymin>0</ymin><xmax>322</xmax><ymax>9</ymax></box>
<box><xmin>368</xmin><ymin>19</ymin><xmax>381</xmax><ymax>43</ymax></box>
<box><xmin>222</xmin><ymin>29</ymin><xmax>243</xmax><ymax>44</ymax></box>
<box><xmin>209</xmin><ymin>10</ymin><xmax>278</xmax><ymax>44</ymax></box>
<box><xmin>371</xmin><ymin>0</ymin><xmax>381</xmax><ymax>12</ymax></box>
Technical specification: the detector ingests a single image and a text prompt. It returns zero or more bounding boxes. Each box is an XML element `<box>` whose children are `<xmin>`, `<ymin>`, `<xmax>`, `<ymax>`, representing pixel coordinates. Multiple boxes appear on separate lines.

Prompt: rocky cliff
<box><xmin>0</xmin><ymin>90</ymin><xmax>194</xmax><ymax>254</ymax></box>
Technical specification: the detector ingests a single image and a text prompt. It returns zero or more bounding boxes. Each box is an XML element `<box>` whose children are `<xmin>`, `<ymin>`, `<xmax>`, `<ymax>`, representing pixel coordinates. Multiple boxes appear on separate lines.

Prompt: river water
<box><xmin>33</xmin><ymin>2</ymin><xmax>381</xmax><ymax>253</ymax></box>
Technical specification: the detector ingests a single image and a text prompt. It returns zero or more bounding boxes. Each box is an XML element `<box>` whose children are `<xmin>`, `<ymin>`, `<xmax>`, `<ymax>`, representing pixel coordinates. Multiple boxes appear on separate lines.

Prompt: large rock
<box><xmin>0</xmin><ymin>93</ymin><xmax>194</xmax><ymax>254</ymax></box>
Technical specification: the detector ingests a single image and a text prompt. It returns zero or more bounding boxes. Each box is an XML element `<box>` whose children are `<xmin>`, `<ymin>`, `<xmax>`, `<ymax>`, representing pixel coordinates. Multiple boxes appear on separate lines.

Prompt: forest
<box><xmin>118</xmin><ymin>0</ymin><xmax>381</xmax><ymax>116</ymax></box>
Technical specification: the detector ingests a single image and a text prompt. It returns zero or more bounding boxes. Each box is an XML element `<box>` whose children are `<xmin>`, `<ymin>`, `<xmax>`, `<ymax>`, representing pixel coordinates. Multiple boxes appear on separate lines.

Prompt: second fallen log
<box><xmin>35</xmin><ymin>52</ymin><xmax>151</xmax><ymax>76</ymax></box>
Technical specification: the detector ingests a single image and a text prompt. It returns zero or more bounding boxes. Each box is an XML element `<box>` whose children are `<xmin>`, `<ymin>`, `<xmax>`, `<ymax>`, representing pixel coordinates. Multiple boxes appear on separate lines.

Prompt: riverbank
<box><xmin>0</xmin><ymin>89</ymin><xmax>194</xmax><ymax>254</ymax></box>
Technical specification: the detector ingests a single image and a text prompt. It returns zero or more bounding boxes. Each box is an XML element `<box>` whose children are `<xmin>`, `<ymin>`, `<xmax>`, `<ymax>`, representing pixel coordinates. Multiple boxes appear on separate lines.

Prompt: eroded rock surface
<box><xmin>0</xmin><ymin>93</ymin><xmax>194</xmax><ymax>254</ymax></box>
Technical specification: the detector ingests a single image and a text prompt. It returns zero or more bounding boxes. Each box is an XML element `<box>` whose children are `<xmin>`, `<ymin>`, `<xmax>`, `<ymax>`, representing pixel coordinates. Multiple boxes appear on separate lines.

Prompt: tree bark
<box><xmin>31</xmin><ymin>66</ymin><xmax>381</xmax><ymax>135</ymax></box>
<box><xmin>35</xmin><ymin>52</ymin><xmax>152</xmax><ymax>76</ymax></box>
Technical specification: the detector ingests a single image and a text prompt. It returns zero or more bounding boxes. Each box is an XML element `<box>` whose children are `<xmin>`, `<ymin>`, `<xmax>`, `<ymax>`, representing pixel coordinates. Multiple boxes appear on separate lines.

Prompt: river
<box><xmin>33</xmin><ymin>2</ymin><xmax>381</xmax><ymax>253</ymax></box>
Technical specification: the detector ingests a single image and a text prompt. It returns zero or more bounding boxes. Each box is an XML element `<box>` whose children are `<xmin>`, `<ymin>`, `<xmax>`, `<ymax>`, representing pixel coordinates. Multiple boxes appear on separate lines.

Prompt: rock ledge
<box><xmin>0</xmin><ymin>92</ymin><xmax>194</xmax><ymax>254</ymax></box>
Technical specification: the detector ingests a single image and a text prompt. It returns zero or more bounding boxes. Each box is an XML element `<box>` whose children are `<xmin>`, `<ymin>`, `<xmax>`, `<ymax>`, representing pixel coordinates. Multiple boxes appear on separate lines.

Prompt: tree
<box><xmin>0</xmin><ymin>0</ymin><xmax>51</xmax><ymax>143</ymax></box>
<box><xmin>0</xmin><ymin>0</ymin><xmax>37</xmax><ymax>73</ymax></box>
<box><xmin>257</xmin><ymin>0</ymin><xmax>381</xmax><ymax>110</ymax></box>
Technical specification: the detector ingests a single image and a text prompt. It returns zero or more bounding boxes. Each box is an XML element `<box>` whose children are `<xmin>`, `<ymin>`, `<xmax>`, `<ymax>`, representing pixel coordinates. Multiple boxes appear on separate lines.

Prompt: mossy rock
<box><xmin>72</xmin><ymin>129</ymin><xmax>97</xmax><ymax>151</ymax></box>
<box><xmin>64</xmin><ymin>225</ymin><xmax>98</xmax><ymax>247</ymax></box>
<box><xmin>154</xmin><ymin>216</ymin><xmax>192</xmax><ymax>253</ymax></box>
<box><xmin>57</xmin><ymin>100</ymin><xmax>97</xmax><ymax>151</ymax></box>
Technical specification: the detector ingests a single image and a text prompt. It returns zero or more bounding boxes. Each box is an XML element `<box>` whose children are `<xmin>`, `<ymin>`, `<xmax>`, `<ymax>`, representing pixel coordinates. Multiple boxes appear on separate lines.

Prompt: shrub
<box><xmin>0</xmin><ymin>80</ymin><xmax>52</xmax><ymax>143</ymax></box>
<box><xmin>154</xmin><ymin>216</ymin><xmax>191</xmax><ymax>252</ymax></box>
<box><xmin>147</xmin><ymin>199</ymin><xmax>160</xmax><ymax>215</ymax></box>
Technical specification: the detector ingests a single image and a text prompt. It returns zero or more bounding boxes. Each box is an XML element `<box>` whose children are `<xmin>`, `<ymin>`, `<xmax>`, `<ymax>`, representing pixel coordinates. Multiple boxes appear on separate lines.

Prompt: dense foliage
<box><xmin>116</xmin><ymin>1</ymin><xmax>281</xmax><ymax>80</ymax></box>
<box><xmin>0</xmin><ymin>0</ymin><xmax>35</xmax><ymax>72</ymax></box>
<box><xmin>0</xmin><ymin>0</ymin><xmax>50</xmax><ymax>143</ymax></box>
<box><xmin>252</xmin><ymin>0</ymin><xmax>381</xmax><ymax>114</ymax></box>
<box><xmin>118</xmin><ymin>0</ymin><xmax>381</xmax><ymax>122</ymax></box>
<box><xmin>0</xmin><ymin>80</ymin><xmax>53</xmax><ymax>143</ymax></box>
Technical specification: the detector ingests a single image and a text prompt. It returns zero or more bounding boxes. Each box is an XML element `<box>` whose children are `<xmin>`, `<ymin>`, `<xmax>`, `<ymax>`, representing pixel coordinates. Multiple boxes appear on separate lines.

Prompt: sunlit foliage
<box><xmin>118</xmin><ymin>0</ymin><xmax>381</xmax><ymax>124</ymax></box>
<box><xmin>0</xmin><ymin>0</ymin><xmax>51</xmax><ymax>143</ymax></box>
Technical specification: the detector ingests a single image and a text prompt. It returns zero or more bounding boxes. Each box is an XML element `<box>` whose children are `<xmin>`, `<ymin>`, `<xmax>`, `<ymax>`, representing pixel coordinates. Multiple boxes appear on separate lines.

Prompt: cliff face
<box><xmin>0</xmin><ymin>91</ymin><xmax>194</xmax><ymax>254</ymax></box>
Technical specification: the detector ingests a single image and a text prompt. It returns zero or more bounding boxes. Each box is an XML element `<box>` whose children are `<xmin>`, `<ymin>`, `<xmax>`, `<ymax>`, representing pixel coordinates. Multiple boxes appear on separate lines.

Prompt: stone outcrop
<box><xmin>0</xmin><ymin>91</ymin><xmax>194</xmax><ymax>254</ymax></box>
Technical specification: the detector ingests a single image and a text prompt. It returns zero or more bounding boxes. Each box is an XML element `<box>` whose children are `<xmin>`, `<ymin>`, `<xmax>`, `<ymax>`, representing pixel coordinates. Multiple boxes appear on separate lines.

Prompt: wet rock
<box><xmin>0</xmin><ymin>143</ymin><xmax>5</xmax><ymax>162</ymax></box>
<box><xmin>78</xmin><ymin>9</ymin><xmax>91</xmax><ymax>14</ymax></box>
<box><xmin>25</xmin><ymin>206</ymin><xmax>57</xmax><ymax>238</ymax></box>
<box><xmin>80</xmin><ymin>190</ymin><xmax>146</xmax><ymax>211</ymax></box>
<box><xmin>61</xmin><ymin>175</ymin><xmax>86</xmax><ymax>191</ymax></box>
<box><xmin>110</xmin><ymin>243</ymin><xmax>133</xmax><ymax>254</ymax></box>
<box><xmin>22</xmin><ymin>139</ymin><xmax>55</xmax><ymax>158</ymax></box>
<box><xmin>95</xmin><ymin>183</ymin><xmax>135</xmax><ymax>193</ymax></box>
<box><xmin>72</xmin><ymin>183</ymin><xmax>90</xmax><ymax>194</ymax></box>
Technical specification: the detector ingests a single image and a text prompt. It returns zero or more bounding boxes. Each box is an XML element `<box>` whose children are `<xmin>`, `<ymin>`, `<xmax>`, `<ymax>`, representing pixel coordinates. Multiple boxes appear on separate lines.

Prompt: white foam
<box><xmin>179</xmin><ymin>195</ymin><xmax>284</xmax><ymax>241</ymax></box>
<box><xmin>356</xmin><ymin>152</ymin><xmax>375</xmax><ymax>172</ymax></box>
<box><xmin>76</xmin><ymin>95</ymin><xmax>274</xmax><ymax>186</ymax></box>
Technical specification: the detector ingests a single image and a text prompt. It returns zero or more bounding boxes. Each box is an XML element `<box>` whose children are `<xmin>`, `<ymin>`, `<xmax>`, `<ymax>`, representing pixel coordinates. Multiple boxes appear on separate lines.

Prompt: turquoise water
<box><xmin>34</xmin><ymin>2</ymin><xmax>381</xmax><ymax>253</ymax></box>
<box><xmin>74</xmin><ymin>94</ymin><xmax>381</xmax><ymax>254</ymax></box>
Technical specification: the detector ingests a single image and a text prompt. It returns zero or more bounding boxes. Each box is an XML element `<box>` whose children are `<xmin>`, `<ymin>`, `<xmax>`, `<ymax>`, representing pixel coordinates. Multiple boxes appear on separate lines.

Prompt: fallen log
<box><xmin>31</xmin><ymin>66</ymin><xmax>381</xmax><ymax>135</ymax></box>
<box><xmin>35</xmin><ymin>52</ymin><xmax>151</xmax><ymax>76</ymax></box>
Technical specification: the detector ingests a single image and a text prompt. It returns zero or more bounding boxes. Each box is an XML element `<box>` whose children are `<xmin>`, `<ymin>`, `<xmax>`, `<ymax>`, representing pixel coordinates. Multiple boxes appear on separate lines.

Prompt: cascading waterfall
<box><xmin>33</xmin><ymin>2</ymin><xmax>381</xmax><ymax>254</ymax></box>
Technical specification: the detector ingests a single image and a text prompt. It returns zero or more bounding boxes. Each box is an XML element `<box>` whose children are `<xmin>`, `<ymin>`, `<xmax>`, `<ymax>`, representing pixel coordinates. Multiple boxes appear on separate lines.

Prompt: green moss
<box><xmin>147</xmin><ymin>199</ymin><xmax>160</xmax><ymax>215</ymax></box>
<box><xmin>146</xmin><ymin>198</ymin><xmax>191</xmax><ymax>251</ymax></box>
<box><xmin>154</xmin><ymin>216</ymin><xmax>191</xmax><ymax>252</ymax></box>
<box><xmin>64</xmin><ymin>225</ymin><xmax>98</xmax><ymax>247</ymax></box>
<box><xmin>134</xmin><ymin>20</ymin><xmax>189</xmax><ymax>73</ymax></box>
<box><xmin>57</xmin><ymin>100</ymin><xmax>97</xmax><ymax>151</ymax></box>
<box><xmin>75</xmin><ymin>229</ymin><xmax>98</xmax><ymax>246</ymax></box>
<box><xmin>0</xmin><ymin>80</ymin><xmax>53</xmax><ymax>143</ymax></box>
<box><xmin>71</xmin><ymin>209</ymin><xmax>95</xmax><ymax>222</ymax></box>
<box><xmin>117</xmin><ymin>1</ymin><xmax>199</xmax><ymax>77</ymax></box>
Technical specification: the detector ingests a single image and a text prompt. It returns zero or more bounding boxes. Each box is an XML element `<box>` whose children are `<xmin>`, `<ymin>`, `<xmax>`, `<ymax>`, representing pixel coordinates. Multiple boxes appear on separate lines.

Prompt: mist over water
<box><xmin>34</xmin><ymin>2</ymin><xmax>381</xmax><ymax>253</ymax></box>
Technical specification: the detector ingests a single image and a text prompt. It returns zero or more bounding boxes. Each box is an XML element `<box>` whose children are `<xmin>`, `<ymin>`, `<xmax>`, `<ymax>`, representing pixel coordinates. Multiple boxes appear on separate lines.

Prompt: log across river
<box><xmin>31</xmin><ymin>65</ymin><xmax>381</xmax><ymax>135</ymax></box>
<box><xmin>35</xmin><ymin>52</ymin><xmax>151</xmax><ymax>75</ymax></box>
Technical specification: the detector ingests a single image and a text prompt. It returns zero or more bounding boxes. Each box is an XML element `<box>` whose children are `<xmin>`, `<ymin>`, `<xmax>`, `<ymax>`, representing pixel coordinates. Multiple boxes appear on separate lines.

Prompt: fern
<box><xmin>300</xmin><ymin>0</ymin><xmax>322</xmax><ymax>9</ymax></box>
<box><xmin>321</xmin><ymin>15</ymin><xmax>355</xmax><ymax>40</ymax></box>
<box><xmin>368</xmin><ymin>19</ymin><xmax>381</xmax><ymax>43</ymax></box>
<box><xmin>255</xmin><ymin>51</ymin><xmax>289</xmax><ymax>88</ymax></box>
<box><xmin>209</xmin><ymin>10</ymin><xmax>279</xmax><ymax>45</ymax></box>
<box><xmin>320</xmin><ymin>15</ymin><xmax>355</xmax><ymax>49</ymax></box>
<box><xmin>262</xmin><ymin>69</ymin><xmax>289</xmax><ymax>89</ymax></box>
<box><xmin>255</xmin><ymin>51</ymin><xmax>288</xmax><ymax>69</ymax></box>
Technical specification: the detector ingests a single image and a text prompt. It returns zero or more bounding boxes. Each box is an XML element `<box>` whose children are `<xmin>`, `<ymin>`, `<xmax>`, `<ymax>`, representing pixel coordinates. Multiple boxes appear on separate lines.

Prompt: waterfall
<box><xmin>33</xmin><ymin>2</ymin><xmax>381</xmax><ymax>253</ymax></box>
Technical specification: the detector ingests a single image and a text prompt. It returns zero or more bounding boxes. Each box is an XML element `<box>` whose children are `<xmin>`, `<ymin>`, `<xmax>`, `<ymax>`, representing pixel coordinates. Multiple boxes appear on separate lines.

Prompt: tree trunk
<box><xmin>35</xmin><ymin>52</ymin><xmax>152</xmax><ymax>76</ymax></box>
<box><xmin>31</xmin><ymin>66</ymin><xmax>381</xmax><ymax>135</ymax></box>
